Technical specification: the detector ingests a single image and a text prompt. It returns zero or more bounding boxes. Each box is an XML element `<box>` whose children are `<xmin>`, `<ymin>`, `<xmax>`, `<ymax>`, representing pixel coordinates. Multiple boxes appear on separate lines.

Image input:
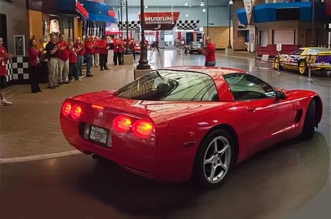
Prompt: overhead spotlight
<box><xmin>200</xmin><ymin>1</ymin><xmax>204</xmax><ymax>6</ymax></box>
<box><xmin>186</xmin><ymin>14</ymin><xmax>189</xmax><ymax>17</ymax></box>
<box><xmin>202</xmin><ymin>8</ymin><xmax>206</xmax><ymax>12</ymax></box>
<box><xmin>184</xmin><ymin>2</ymin><xmax>188</xmax><ymax>6</ymax></box>
<box><xmin>145</xmin><ymin>5</ymin><xmax>148</xmax><ymax>8</ymax></box>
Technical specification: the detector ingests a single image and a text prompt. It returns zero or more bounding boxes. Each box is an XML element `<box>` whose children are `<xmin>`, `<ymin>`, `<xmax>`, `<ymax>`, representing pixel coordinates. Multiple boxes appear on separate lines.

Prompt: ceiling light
<box><xmin>145</xmin><ymin>5</ymin><xmax>148</xmax><ymax>8</ymax></box>
<box><xmin>184</xmin><ymin>2</ymin><xmax>188</xmax><ymax>6</ymax></box>
<box><xmin>200</xmin><ymin>1</ymin><xmax>205</xmax><ymax>6</ymax></box>
<box><xmin>202</xmin><ymin>8</ymin><xmax>206</xmax><ymax>12</ymax></box>
<box><xmin>186</xmin><ymin>14</ymin><xmax>189</xmax><ymax>17</ymax></box>
<box><xmin>229</xmin><ymin>0</ymin><xmax>234</xmax><ymax>4</ymax></box>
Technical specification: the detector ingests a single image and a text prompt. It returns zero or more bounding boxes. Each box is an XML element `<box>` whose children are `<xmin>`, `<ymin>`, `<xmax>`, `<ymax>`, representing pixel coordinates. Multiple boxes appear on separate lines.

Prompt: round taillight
<box><xmin>113</xmin><ymin>115</ymin><xmax>132</xmax><ymax>133</ymax></box>
<box><xmin>132</xmin><ymin>120</ymin><xmax>153</xmax><ymax>138</ymax></box>
<box><xmin>62</xmin><ymin>102</ymin><xmax>72</xmax><ymax>116</ymax></box>
<box><xmin>71</xmin><ymin>105</ymin><xmax>82</xmax><ymax>119</ymax></box>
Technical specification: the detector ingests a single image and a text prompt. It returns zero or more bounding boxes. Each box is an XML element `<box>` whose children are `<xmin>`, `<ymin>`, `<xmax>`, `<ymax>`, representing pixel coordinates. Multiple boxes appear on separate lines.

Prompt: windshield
<box><xmin>114</xmin><ymin>70</ymin><xmax>219</xmax><ymax>101</ymax></box>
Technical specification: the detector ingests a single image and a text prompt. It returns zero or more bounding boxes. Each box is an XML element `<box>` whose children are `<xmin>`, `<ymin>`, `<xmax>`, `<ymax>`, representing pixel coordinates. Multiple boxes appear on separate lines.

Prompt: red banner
<box><xmin>326</xmin><ymin>0</ymin><xmax>331</xmax><ymax>16</ymax></box>
<box><xmin>108</xmin><ymin>10</ymin><xmax>116</xmax><ymax>17</ymax></box>
<box><xmin>76</xmin><ymin>1</ymin><xmax>89</xmax><ymax>18</ymax></box>
<box><xmin>138</xmin><ymin>12</ymin><xmax>180</xmax><ymax>30</ymax></box>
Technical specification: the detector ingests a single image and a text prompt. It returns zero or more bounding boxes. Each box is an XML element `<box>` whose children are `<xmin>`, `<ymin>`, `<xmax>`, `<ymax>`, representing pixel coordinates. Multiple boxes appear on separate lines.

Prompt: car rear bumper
<box><xmin>60</xmin><ymin>117</ymin><xmax>192</xmax><ymax>182</ymax></box>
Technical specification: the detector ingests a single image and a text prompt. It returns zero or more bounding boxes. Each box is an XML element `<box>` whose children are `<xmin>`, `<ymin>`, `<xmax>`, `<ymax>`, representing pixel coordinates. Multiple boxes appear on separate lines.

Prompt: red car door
<box><xmin>223</xmin><ymin>73</ymin><xmax>294</xmax><ymax>154</ymax></box>
<box><xmin>243</xmin><ymin>98</ymin><xmax>294</xmax><ymax>154</ymax></box>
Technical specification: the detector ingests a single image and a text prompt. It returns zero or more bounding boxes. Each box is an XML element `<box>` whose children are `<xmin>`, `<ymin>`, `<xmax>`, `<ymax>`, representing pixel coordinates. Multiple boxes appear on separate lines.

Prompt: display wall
<box><xmin>122</xmin><ymin>6</ymin><xmax>230</xmax><ymax>27</ymax></box>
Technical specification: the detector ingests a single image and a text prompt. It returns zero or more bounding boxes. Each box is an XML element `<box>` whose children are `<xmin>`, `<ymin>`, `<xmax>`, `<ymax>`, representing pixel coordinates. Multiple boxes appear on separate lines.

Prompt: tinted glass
<box><xmin>293</xmin><ymin>49</ymin><xmax>304</xmax><ymax>55</ymax></box>
<box><xmin>115</xmin><ymin>70</ymin><xmax>218</xmax><ymax>101</ymax></box>
<box><xmin>224</xmin><ymin>73</ymin><xmax>275</xmax><ymax>100</ymax></box>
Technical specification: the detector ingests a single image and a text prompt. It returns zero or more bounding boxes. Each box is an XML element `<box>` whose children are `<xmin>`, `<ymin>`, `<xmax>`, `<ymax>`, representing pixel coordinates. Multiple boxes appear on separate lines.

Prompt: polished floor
<box><xmin>0</xmin><ymin>50</ymin><xmax>330</xmax><ymax>219</ymax></box>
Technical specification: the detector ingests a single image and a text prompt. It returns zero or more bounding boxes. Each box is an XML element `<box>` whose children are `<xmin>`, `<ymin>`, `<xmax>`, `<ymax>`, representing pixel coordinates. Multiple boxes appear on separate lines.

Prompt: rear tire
<box><xmin>192</xmin><ymin>129</ymin><xmax>235</xmax><ymax>188</ymax></box>
<box><xmin>273</xmin><ymin>58</ymin><xmax>281</xmax><ymax>70</ymax></box>
<box><xmin>298</xmin><ymin>99</ymin><xmax>315</xmax><ymax>141</ymax></box>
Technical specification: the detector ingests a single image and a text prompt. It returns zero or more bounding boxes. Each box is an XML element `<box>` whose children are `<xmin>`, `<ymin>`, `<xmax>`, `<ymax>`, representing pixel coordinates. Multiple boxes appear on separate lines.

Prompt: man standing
<box><xmin>45</xmin><ymin>34</ymin><xmax>59</xmax><ymax>88</ymax></box>
<box><xmin>0</xmin><ymin>37</ymin><xmax>13</xmax><ymax>105</ymax></box>
<box><xmin>84</xmin><ymin>36</ymin><xmax>94</xmax><ymax>77</ymax></box>
<box><xmin>57</xmin><ymin>34</ymin><xmax>69</xmax><ymax>84</ymax></box>
<box><xmin>199</xmin><ymin>37</ymin><xmax>216</xmax><ymax>66</ymax></box>
<box><xmin>98</xmin><ymin>36</ymin><xmax>109</xmax><ymax>71</ymax></box>
<box><xmin>74</xmin><ymin>37</ymin><xmax>84</xmax><ymax>78</ymax></box>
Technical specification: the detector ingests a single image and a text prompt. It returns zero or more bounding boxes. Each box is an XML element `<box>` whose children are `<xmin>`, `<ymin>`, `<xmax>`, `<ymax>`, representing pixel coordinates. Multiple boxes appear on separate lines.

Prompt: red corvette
<box><xmin>60</xmin><ymin>66</ymin><xmax>323</xmax><ymax>187</ymax></box>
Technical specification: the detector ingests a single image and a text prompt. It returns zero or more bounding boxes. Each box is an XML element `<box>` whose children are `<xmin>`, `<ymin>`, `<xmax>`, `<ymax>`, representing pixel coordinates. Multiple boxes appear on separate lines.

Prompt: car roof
<box><xmin>164</xmin><ymin>66</ymin><xmax>247</xmax><ymax>77</ymax></box>
<box><xmin>300</xmin><ymin>47</ymin><xmax>330</xmax><ymax>51</ymax></box>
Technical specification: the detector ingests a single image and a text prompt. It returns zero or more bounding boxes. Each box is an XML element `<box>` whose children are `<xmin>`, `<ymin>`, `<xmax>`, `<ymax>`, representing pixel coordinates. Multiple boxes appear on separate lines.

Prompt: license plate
<box><xmin>89</xmin><ymin>125</ymin><xmax>109</xmax><ymax>144</ymax></box>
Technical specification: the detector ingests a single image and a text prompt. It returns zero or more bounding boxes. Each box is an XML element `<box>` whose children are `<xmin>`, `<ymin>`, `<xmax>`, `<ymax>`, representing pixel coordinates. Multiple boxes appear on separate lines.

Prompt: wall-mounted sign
<box><xmin>138</xmin><ymin>12</ymin><xmax>180</xmax><ymax>30</ymax></box>
<box><xmin>76</xmin><ymin>1</ymin><xmax>89</xmax><ymax>18</ymax></box>
<box><xmin>243</xmin><ymin>0</ymin><xmax>254</xmax><ymax>24</ymax></box>
<box><xmin>108</xmin><ymin>10</ymin><xmax>115</xmax><ymax>17</ymax></box>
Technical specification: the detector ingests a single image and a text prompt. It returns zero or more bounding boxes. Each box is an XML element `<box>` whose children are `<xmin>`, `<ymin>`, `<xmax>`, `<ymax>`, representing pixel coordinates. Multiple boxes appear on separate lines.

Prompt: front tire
<box><xmin>298</xmin><ymin>99</ymin><xmax>315</xmax><ymax>141</ymax></box>
<box><xmin>298</xmin><ymin>60</ymin><xmax>308</xmax><ymax>75</ymax></box>
<box><xmin>193</xmin><ymin>129</ymin><xmax>235</xmax><ymax>188</ymax></box>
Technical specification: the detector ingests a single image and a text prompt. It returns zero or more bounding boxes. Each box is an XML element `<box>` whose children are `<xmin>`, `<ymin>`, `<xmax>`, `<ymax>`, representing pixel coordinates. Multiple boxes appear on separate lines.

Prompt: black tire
<box><xmin>298</xmin><ymin>60</ymin><xmax>308</xmax><ymax>75</ymax></box>
<box><xmin>273</xmin><ymin>57</ymin><xmax>281</xmax><ymax>70</ymax></box>
<box><xmin>298</xmin><ymin>99</ymin><xmax>315</xmax><ymax>141</ymax></box>
<box><xmin>192</xmin><ymin>129</ymin><xmax>235</xmax><ymax>188</ymax></box>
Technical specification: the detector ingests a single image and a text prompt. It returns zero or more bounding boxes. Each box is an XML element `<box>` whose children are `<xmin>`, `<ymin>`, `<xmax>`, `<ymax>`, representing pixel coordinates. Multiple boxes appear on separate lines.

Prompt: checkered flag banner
<box><xmin>118</xmin><ymin>21</ymin><xmax>141</xmax><ymax>30</ymax></box>
<box><xmin>176</xmin><ymin>20</ymin><xmax>200</xmax><ymax>30</ymax></box>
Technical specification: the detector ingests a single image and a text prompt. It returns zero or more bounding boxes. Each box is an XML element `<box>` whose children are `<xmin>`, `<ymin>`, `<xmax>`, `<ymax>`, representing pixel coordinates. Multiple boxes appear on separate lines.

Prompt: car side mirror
<box><xmin>275</xmin><ymin>91</ymin><xmax>287</xmax><ymax>101</ymax></box>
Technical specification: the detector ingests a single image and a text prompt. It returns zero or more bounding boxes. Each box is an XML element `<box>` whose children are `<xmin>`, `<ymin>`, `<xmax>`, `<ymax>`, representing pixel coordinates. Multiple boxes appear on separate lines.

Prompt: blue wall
<box><xmin>237</xmin><ymin>2</ymin><xmax>331</xmax><ymax>25</ymax></box>
<box><xmin>79</xmin><ymin>0</ymin><xmax>117</xmax><ymax>23</ymax></box>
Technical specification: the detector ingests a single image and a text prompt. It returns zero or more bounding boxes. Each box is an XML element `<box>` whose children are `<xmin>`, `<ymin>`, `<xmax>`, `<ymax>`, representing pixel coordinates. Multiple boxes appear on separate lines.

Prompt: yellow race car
<box><xmin>273</xmin><ymin>47</ymin><xmax>331</xmax><ymax>74</ymax></box>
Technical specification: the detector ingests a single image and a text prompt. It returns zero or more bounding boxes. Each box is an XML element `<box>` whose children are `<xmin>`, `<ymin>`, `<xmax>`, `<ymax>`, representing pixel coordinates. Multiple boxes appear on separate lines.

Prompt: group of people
<box><xmin>0</xmin><ymin>34</ymin><xmax>216</xmax><ymax>106</ymax></box>
<box><xmin>44</xmin><ymin>34</ymin><xmax>110</xmax><ymax>89</ymax></box>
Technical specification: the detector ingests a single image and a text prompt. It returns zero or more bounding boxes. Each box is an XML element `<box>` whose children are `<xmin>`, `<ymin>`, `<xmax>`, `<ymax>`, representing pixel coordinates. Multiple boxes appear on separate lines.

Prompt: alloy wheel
<box><xmin>203</xmin><ymin>136</ymin><xmax>232</xmax><ymax>184</ymax></box>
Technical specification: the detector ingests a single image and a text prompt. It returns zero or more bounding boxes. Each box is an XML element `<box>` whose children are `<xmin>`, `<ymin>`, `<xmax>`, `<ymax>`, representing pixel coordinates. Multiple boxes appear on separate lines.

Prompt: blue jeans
<box><xmin>85</xmin><ymin>54</ymin><xmax>93</xmax><ymax>76</ymax></box>
<box><xmin>77</xmin><ymin>55</ymin><xmax>83</xmax><ymax>76</ymax></box>
<box><xmin>205</xmin><ymin>61</ymin><xmax>216</xmax><ymax>66</ymax></box>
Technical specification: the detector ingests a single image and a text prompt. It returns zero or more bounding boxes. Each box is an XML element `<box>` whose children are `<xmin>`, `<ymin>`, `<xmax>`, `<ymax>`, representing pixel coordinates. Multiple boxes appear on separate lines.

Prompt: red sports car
<box><xmin>60</xmin><ymin>66</ymin><xmax>323</xmax><ymax>188</ymax></box>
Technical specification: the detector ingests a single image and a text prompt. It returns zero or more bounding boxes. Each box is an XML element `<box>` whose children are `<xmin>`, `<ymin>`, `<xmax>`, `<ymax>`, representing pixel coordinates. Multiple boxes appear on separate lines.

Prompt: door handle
<box><xmin>246</xmin><ymin>107</ymin><xmax>256</xmax><ymax>112</ymax></box>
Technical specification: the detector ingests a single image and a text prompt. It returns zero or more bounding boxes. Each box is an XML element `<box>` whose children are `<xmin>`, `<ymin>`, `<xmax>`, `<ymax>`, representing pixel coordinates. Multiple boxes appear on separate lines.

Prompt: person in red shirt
<box><xmin>0</xmin><ymin>37</ymin><xmax>13</xmax><ymax>105</ymax></box>
<box><xmin>74</xmin><ymin>37</ymin><xmax>84</xmax><ymax>78</ymax></box>
<box><xmin>28</xmin><ymin>38</ymin><xmax>43</xmax><ymax>93</ymax></box>
<box><xmin>84</xmin><ymin>36</ymin><xmax>94</xmax><ymax>77</ymax></box>
<box><xmin>199</xmin><ymin>37</ymin><xmax>216</xmax><ymax>66</ymax></box>
<box><xmin>68</xmin><ymin>40</ymin><xmax>80</xmax><ymax>82</ymax></box>
<box><xmin>98</xmin><ymin>36</ymin><xmax>109</xmax><ymax>71</ymax></box>
<box><xmin>129</xmin><ymin>38</ymin><xmax>136</xmax><ymax>61</ymax></box>
<box><xmin>113</xmin><ymin>37</ymin><xmax>124</xmax><ymax>65</ymax></box>
<box><xmin>94</xmin><ymin>36</ymin><xmax>100</xmax><ymax>68</ymax></box>
<box><xmin>56</xmin><ymin>34</ymin><xmax>70</xmax><ymax>84</ymax></box>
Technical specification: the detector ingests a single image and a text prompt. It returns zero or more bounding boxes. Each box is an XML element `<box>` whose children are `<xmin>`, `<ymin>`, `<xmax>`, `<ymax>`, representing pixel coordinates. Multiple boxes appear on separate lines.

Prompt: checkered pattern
<box><xmin>118</xmin><ymin>21</ymin><xmax>141</xmax><ymax>30</ymax></box>
<box><xmin>176</xmin><ymin>20</ymin><xmax>200</xmax><ymax>30</ymax></box>
<box><xmin>5</xmin><ymin>56</ymin><xmax>29</xmax><ymax>84</ymax></box>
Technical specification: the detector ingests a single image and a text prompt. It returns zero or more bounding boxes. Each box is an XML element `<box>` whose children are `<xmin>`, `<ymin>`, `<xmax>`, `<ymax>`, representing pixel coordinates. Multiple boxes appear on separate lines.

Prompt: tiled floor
<box><xmin>0</xmin><ymin>50</ymin><xmax>330</xmax><ymax>219</ymax></box>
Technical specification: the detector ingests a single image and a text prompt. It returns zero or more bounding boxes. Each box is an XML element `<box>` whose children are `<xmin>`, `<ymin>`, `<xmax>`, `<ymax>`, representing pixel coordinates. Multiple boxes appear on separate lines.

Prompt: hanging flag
<box><xmin>243</xmin><ymin>0</ymin><xmax>254</xmax><ymax>24</ymax></box>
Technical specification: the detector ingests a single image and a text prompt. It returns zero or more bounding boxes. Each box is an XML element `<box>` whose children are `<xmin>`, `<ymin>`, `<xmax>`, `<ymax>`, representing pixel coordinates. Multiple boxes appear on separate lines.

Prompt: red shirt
<box><xmin>94</xmin><ymin>40</ymin><xmax>100</xmax><ymax>54</ymax></box>
<box><xmin>85</xmin><ymin>41</ymin><xmax>94</xmax><ymax>54</ymax></box>
<box><xmin>205</xmin><ymin>43</ymin><xmax>216</xmax><ymax>62</ymax></box>
<box><xmin>69</xmin><ymin>48</ymin><xmax>78</xmax><ymax>63</ymax></box>
<box><xmin>98</xmin><ymin>40</ymin><xmax>108</xmax><ymax>54</ymax></box>
<box><xmin>57</xmin><ymin>41</ymin><xmax>69</xmax><ymax>61</ymax></box>
<box><xmin>29</xmin><ymin>47</ymin><xmax>41</xmax><ymax>66</ymax></box>
<box><xmin>74</xmin><ymin>43</ymin><xmax>85</xmax><ymax>56</ymax></box>
<box><xmin>113</xmin><ymin>40</ymin><xmax>124</xmax><ymax>53</ymax></box>
<box><xmin>0</xmin><ymin>46</ymin><xmax>8</xmax><ymax>76</ymax></box>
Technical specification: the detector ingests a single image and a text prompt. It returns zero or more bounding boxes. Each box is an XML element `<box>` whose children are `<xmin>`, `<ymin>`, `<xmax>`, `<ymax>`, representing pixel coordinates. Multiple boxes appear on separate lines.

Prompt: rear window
<box><xmin>114</xmin><ymin>70</ymin><xmax>219</xmax><ymax>101</ymax></box>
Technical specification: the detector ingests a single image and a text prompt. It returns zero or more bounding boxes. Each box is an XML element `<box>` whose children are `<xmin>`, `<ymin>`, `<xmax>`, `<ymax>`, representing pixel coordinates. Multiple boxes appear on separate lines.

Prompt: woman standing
<box><xmin>28</xmin><ymin>38</ymin><xmax>43</xmax><ymax>93</ymax></box>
